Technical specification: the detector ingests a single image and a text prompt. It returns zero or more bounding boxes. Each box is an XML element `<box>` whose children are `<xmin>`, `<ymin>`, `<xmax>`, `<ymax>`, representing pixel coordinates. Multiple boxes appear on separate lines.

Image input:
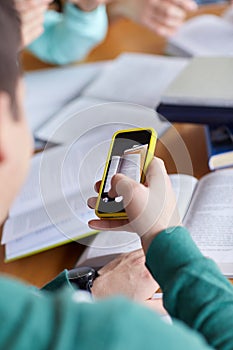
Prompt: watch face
<box><xmin>68</xmin><ymin>267</ymin><xmax>99</xmax><ymax>292</ymax></box>
<box><xmin>76</xmin><ymin>267</ymin><xmax>93</xmax><ymax>278</ymax></box>
<box><xmin>68</xmin><ymin>266</ymin><xmax>97</xmax><ymax>281</ymax></box>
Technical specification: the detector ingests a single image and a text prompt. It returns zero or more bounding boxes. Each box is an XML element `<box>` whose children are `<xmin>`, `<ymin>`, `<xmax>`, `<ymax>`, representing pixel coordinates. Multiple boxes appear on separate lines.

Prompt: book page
<box><xmin>76</xmin><ymin>231</ymin><xmax>141</xmax><ymax>268</ymax></box>
<box><xmin>5</xmin><ymin>213</ymin><xmax>97</xmax><ymax>261</ymax></box>
<box><xmin>169</xmin><ymin>174</ymin><xmax>198</xmax><ymax>220</ymax></box>
<box><xmin>24</xmin><ymin>62</ymin><xmax>106</xmax><ymax>133</ymax></box>
<box><xmin>35</xmin><ymin>96</ymin><xmax>105</xmax><ymax>143</ymax></box>
<box><xmin>35</xmin><ymin>98</ymin><xmax>170</xmax><ymax>145</ymax></box>
<box><xmin>2</xmin><ymin>191</ymin><xmax>96</xmax><ymax>244</ymax></box>
<box><xmin>8</xmin><ymin>144</ymin><xmax>83</xmax><ymax>217</ymax></box>
<box><xmin>83</xmin><ymin>53</ymin><xmax>188</xmax><ymax>108</ymax></box>
<box><xmin>35</xmin><ymin>53</ymin><xmax>183</xmax><ymax>144</ymax></box>
<box><xmin>166</xmin><ymin>15</ymin><xmax>233</xmax><ymax>57</ymax></box>
<box><xmin>184</xmin><ymin>168</ymin><xmax>233</xmax><ymax>276</ymax></box>
<box><xmin>2</xmin><ymin>142</ymin><xmax>94</xmax><ymax>244</ymax></box>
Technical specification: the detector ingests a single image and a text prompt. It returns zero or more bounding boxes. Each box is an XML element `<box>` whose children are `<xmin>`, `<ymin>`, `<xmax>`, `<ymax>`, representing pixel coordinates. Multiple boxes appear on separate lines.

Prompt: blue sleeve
<box><xmin>28</xmin><ymin>4</ymin><xmax>108</xmax><ymax>65</ymax></box>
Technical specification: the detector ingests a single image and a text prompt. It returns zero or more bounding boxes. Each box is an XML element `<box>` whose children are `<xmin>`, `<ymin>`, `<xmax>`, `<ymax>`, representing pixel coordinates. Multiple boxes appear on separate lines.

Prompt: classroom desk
<box><xmin>0</xmin><ymin>3</ymin><xmax>228</xmax><ymax>288</ymax></box>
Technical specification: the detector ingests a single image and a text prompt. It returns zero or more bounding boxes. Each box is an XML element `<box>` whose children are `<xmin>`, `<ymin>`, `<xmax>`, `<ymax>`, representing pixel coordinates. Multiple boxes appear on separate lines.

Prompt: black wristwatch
<box><xmin>67</xmin><ymin>266</ymin><xmax>99</xmax><ymax>293</ymax></box>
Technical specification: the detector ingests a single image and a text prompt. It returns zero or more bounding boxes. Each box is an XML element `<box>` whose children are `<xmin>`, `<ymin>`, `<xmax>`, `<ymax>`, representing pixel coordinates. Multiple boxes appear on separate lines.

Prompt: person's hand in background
<box><xmin>15</xmin><ymin>0</ymin><xmax>52</xmax><ymax>48</ymax></box>
<box><xmin>92</xmin><ymin>249</ymin><xmax>159</xmax><ymax>301</ymax></box>
<box><xmin>108</xmin><ymin>0</ymin><xmax>198</xmax><ymax>37</ymax></box>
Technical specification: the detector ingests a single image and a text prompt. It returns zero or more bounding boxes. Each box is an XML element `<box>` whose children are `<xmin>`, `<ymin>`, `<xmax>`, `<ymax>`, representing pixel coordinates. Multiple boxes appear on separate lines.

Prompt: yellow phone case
<box><xmin>95</xmin><ymin>127</ymin><xmax>157</xmax><ymax>219</ymax></box>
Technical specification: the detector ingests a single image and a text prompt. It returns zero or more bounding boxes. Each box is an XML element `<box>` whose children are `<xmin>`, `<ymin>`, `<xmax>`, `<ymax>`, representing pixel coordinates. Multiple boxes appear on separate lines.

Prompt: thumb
<box><xmin>146</xmin><ymin>157</ymin><xmax>168</xmax><ymax>190</ymax></box>
<box><xmin>108</xmin><ymin>173</ymin><xmax>142</xmax><ymax>209</ymax></box>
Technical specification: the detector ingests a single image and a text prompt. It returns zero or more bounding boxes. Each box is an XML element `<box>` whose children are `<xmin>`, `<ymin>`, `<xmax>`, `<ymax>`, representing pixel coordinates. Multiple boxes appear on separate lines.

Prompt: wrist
<box><xmin>141</xmin><ymin>230</ymin><xmax>162</xmax><ymax>254</ymax></box>
<box><xmin>142</xmin><ymin>225</ymin><xmax>183</xmax><ymax>254</ymax></box>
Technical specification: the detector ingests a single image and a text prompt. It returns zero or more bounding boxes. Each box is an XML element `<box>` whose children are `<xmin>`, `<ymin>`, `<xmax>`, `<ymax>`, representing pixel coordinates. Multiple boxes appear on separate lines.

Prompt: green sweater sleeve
<box><xmin>0</xmin><ymin>275</ymin><xmax>213</xmax><ymax>350</ymax></box>
<box><xmin>146</xmin><ymin>226</ymin><xmax>233</xmax><ymax>350</ymax></box>
<box><xmin>28</xmin><ymin>4</ymin><xmax>108</xmax><ymax>65</ymax></box>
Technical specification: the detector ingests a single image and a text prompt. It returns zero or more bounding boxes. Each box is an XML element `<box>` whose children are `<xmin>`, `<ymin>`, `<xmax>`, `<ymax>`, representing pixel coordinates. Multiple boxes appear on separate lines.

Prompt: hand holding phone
<box><xmin>95</xmin><ymin>128</ymin><xmax>157</xmax><ymax>219</ymax></box>
<box><xmin>88</xmin><ymin>156</ymin><xmax>181</xmax><ymax>252</ymax></box>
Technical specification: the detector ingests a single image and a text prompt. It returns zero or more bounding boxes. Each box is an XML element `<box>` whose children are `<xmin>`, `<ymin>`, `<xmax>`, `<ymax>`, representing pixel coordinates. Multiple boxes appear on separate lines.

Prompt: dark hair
<box><xmin>0</xmin><ymin>0</ymin><xmax>21</xmax><ymax>108</ymax></box>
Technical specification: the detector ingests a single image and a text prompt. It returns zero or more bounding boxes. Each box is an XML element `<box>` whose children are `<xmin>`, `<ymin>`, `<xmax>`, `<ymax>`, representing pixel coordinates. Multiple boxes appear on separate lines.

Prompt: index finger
<box><xmin>94</xmin><ymin>180</ymin><xmax>102</xmax><ymax>193</ymax></box>
<box><xmin>87</xmin><ymin>196</ymin><xmax>97</xmax><ymax>209</ymax></box>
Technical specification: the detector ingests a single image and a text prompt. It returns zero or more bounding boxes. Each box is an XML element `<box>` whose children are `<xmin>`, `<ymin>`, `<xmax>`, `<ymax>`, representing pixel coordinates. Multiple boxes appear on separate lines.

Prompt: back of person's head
<box><xmin>0</xmin><ymin>0</ymin><xmax>32</xmax><ymax>224</ymax></box>
<box><xmin>0</xmin><ymin>0</ymin><xmax>21</xmax><ymax>104</ymax></box>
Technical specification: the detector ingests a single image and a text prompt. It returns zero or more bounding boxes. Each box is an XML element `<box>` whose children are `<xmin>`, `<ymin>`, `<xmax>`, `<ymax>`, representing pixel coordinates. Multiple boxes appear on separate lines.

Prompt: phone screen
<box><xmin>98</xmin><ymin>129</ymin><xmax>153</xmax><ymax>215</ymax></box>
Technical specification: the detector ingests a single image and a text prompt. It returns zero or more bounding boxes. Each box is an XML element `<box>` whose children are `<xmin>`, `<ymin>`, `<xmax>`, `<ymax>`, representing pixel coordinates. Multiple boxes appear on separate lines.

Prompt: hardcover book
<box><xmin>156</xmin><ymin>57</ymin><xmax>233</xmax><ymax>125</ymax></box>
<box><xmin>205</xmin><ymin>124</ymin><xmax>233</xmax><ymax>170</ymax></box>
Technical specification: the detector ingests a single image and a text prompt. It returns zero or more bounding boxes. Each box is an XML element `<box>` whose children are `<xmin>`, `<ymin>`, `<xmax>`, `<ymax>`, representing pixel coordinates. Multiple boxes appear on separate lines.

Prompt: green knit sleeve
<box><xmin>0</xmin><ymin>275</ymin><xmax>213</xmax><ymax>350</ymax></box>
<box><xmin>146</xmin><ymin>226</ymin><xmax>233</xmax><ymax>350</ymax></box>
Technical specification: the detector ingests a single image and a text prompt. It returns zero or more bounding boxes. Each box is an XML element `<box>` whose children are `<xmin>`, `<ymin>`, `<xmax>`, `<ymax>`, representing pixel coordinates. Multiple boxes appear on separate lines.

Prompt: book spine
<box><xmin>204</xmin><ymin>125</ymin><xmax>212</xmax><ymax>161</ymax></box>
<box><xmin>204</xmin><ymin>124</ymin><xmax>233</xmax><ymax>171</ymax></box>
<box><xmin>204</xmin><ymin>125</ymin><xmax>216</xmax><ymax>171</ymax></box>
<box><xmin>156</xmin><ymin>104</ymin><xmax>233</xmax><ymax>125</ymax></box>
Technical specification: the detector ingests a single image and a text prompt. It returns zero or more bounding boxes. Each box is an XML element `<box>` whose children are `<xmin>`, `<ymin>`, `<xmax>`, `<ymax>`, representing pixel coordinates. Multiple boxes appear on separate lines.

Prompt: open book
<box><xmin>2</xmin><ymin>144</ymin><xmax>97</xmax><ymax>261</ymax></box>
<box><xmin>77</xmin><ymin>168</ymin><xmax>233</xmax><ymax>277</ymax></box>
<box><xmin>27</xmin><ymin>53</ymin><xmax>188</xmax><ymax>145</ymax></box>
<box><xmin>166</xmin><ymin>14</ymin><xmax>233</xmax><ymax>57</ymax></box>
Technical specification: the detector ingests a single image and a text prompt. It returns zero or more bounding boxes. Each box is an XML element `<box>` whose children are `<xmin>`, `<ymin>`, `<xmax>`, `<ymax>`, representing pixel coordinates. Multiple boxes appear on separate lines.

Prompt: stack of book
<box><xmin>206</xmin><ymin>124</ymin><xmax>233</xmax><ymax>170</ymax></box>
<box><xmin>156</xmin><ymin>57</ymin><xmax>233</xmax><ymax>125</ymax></box>
<box><xmin>156</xmin><ymin>56</ymin><xmax>233</xmax><ymax>171</ymax></box>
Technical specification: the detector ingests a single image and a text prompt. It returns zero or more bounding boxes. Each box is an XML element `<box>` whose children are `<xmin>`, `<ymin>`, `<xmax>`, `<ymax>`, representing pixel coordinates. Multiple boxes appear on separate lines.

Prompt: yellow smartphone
<box><xmin>95</xmin><ymin>127</ymin><xmax>157</xmax><ymax>219</ymax></box>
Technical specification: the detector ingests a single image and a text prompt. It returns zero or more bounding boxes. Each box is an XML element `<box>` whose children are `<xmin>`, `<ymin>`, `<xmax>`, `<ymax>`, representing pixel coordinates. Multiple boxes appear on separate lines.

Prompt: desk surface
<box><xmin>1</xmin><ymin>4</ymin><xmax>227</xmax><ymax>287</ymax></box>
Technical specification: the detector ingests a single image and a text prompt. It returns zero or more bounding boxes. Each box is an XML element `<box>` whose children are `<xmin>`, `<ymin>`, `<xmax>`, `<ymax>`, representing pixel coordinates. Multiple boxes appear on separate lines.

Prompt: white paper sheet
<box><xmin>36</xmin><ymin>53</ymin><xmax>186</xmax><ymax>144</ymax></box>
<box><xmin>166</xmin><ymin>15</ymin><xmax>233</xmax><ymax>57</ymax></box>
<box><xmin>35</xmin><ymin>99</ymin><xmax>171</xmax><ymax>145</ymax></box>
<box><xmin>82</xmin><ymin>53</ymin><xmax>188</xmax><ymax>108</ymax></box>
<box><xmin>184</xmin><ymin>168</ymin><xmax>233</xmax><ymax>276</ymax></box>
<box><xmin>24</xmin><ymin>62</ymin><xmax>107</xmax><ymax>132</ymax></box>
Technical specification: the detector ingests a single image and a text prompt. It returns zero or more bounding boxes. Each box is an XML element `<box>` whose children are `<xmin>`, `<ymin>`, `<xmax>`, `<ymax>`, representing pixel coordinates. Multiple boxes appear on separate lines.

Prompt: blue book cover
<box><xmin>205</xmin><ymin>124</ymin><xmax>233</xmax><ymax>170</ymax></box>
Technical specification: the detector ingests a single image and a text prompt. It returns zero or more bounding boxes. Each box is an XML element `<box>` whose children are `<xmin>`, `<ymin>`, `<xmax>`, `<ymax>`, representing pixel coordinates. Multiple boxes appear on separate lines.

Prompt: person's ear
<box><xmin>0</xmin><ymin>92</ymin><xmax>12</xmax><ymax>163</ymax></box>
